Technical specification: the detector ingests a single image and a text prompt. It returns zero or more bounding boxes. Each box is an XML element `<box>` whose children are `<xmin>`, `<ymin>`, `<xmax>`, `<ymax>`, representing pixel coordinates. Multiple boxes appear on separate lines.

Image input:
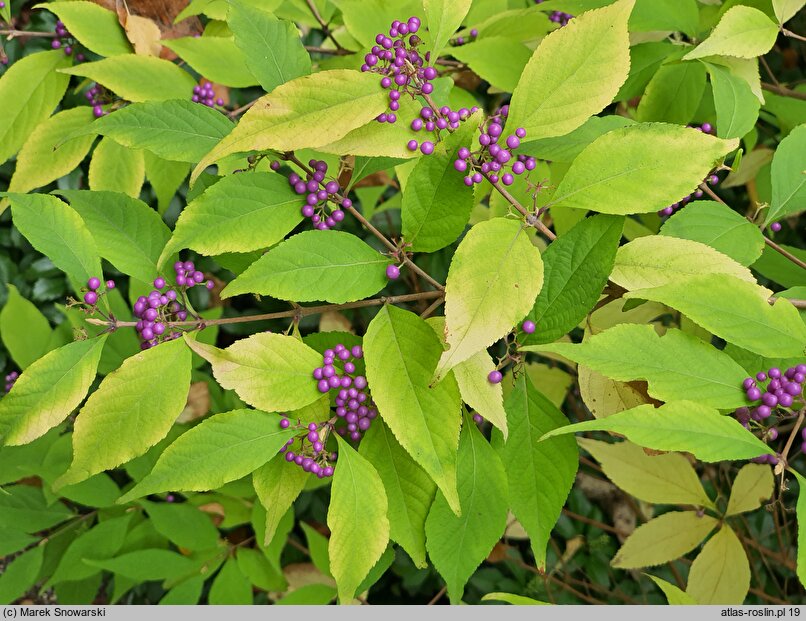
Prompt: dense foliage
<box><xmin>0</xmin><ymin>0</ymin><xmax>805</xmax><ymax>607</ymax></box>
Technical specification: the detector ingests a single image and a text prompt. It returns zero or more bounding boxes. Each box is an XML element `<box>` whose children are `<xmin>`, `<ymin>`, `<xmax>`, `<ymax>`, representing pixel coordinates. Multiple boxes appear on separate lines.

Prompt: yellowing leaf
<box><xmin>686</xmin><ymin>526</ymin><xmax>750</xmax><ymax>604</ymax></box>
<box><xmin>578</xmin><ymin>366</ymin><xmax>648</xmax><ymax>419</ymax></box>
<box><xmin>122</xmin><ymin>14</ymin><xmax>162</xmax><ymax>56</ymax></box>
<box><xmin>435</xmin><ymin>218</ymin><xmax>543</xmax><ymax>383</ymax></box>
<box><xmin>508</xmin><ymin>0</ymin><xmax>633</xmax><ymax>141</ymax></box>
<box><xmin>684</xmin><ymin>7</ymin><xmax>778</xmax><ymax>61</ymax></box>
<box><xmin>612</xmin><ymin>511</ymin><xmax>718</xmax><ymax>569</ymax></box>
<box><xmin>579</xmin><ymin>439</ymin><xmax>715</xmax><ymax>509</ymax></box>
<box><xmin>184</xmin><ymin>332</ymin><xmax>322</xmax><ymax>412</ymax></box>
<box><xmin>725</xmin><ymin>463</ymin><xmax>774</xmax><ymax>516</ymax></box>
<box><xmin>192</xmin><ymin>70</ymin><xmax>387</xmax><ymax>184</ymax></box>
<box><xmin>646</xmin><ymin>574</ymin><xmax>698</xmax><ymax>605</ymax></box>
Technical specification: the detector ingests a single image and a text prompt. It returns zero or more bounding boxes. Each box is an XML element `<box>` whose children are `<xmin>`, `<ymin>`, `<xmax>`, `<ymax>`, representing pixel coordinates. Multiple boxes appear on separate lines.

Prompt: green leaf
<box><xmin>0</xmin><ymin>485</ymin><xmax>73</xmax><ymax>533</ymax></box>
<box><xmin>660</xmin><ymin>201</ymin><xmax>765</xmax><ymax>267</ymax></box>
<box><xmin>0</xmin><ymin>285</ymin><xmax>53</xmax><ymax>370</ymax></box>
<box><xmin>364</xmin><ymin>305</ymin><xmax>462</xmax><ymax>514</ymax></box>
<box><xmin>253</xmin><ymin>454</ymin><xmax>309</xmax><ymax>546</ymax></box>
<box><xmin>0</xmin><ymin>337</ymin><xmax>105</xmax><ymax>447</ymax></box>
<box><xmin>521</xmin><ymin>116</ymin><xmax>635</xmax><ymax>163</ymax></box>
<box><xmin>37</xmin><ymin>1</ymin><xmax>131</xmax><ymax>57</ymax></box>
<box><xmin>578</xmin><ymin>366</ymin><xmax>648</xmax><ymax>419</ymax></box>
<box><xmin>543</xmin><ymin>401</ymin><xmax>772</xmax><ymax>462</ymax></box>
<box><xmin>795</xmin><ymin>471</ymin><xmax>806</xmax><ymax>589</ymax></box>
<box><xmin>332</xmin><ymin>0</ymin><xmax>420</xmax><ymax>47</ymax></box>
<box><xmin>209</xmin><ymin>558</ymin><xmax>253</xmax><ymax>604</ymax></box>
<box><xmin>630</xmin><ymin>0</ymin><xmax>699</xmax><ymax>36</ymax></box>
<box><xmin>725</xmin><ymin>463</ymin><xmax>774</xmax><ymax>516</ymax></box>
<box><xmin>498</xmin><ymin>374</ymin><xmax>577</xmax><ymax>570</ymax></box>
<box><xmin>617</xmin><ymin>41</ymin><xmax>679</xmax><ymax>101</ymax></box>
<box><xmin>140</xmin><ymin>500</ymin><xmax>220</xmax><ymax>551</ymax></box>
<box><xmin>481</xmin><ymin>593</ymin><xmax>549</xmax><ymax>605</ymax></box>
<box><xmin>611</xmin><ymin>235</ymin><xmax>757</xmax><ymax>291</ymax></box>
<box><xmin>57</xmin><ymin>338</ymin><xmax>191</xmax><ymax>487</ymax></box>
<box><xmin>508</xmin><ymin>0</ymin><xmax>633</xmax><ymax>141</ymax></box>
<box><xmin>0</xmin><ymin>51</ymin><xmax>71</xmax><ymax>169</ymax></box>
<box><xmin>765</xmin><ymin>124</ymin><xmax>806</xmax><ymax>225</ymax></box>
<box><xmin>48</xmin><ymin>514</ymin><xmax>131</xmax><ymax>585</ymax></box>
<box><xmin>359</xmin><ymin>419</ymin><xmax>436</xmax><ymax>568</ymax></box>
<box><xmin>579</xmin><ymin>439</ymin><xmax>715</xmax><ymax>508</ymax></box>
<box><xmin>328</xmin><ymin>435</ymin><xmax>389</xmax><ymax>604</ymax></box>
<box><xmin>160</xmin><ymin>577</ymin><xmax>204</xmax><ymax>605</ymax></box>
<box><xmin>192</xmin><ymin>70</ymin><xmax>387</xmax><ymax>184</ymax></box>
<box><xmin>89</xmin><ymin>136</ymin><xmax>145</xmax><ymax>197</ymax></box>
<box><xmin>684</xmin><ymin>6</ymin><xmax>778</xmax><ymax>61</ymax></box>
<box><xmin>524</xmin><ymin>214</ymin><xmax>623</xmax><ymax>345</ymax></box>
<box><xmin>85</xmin><ymin>549</ymin><xmax>196</xmax><ymax>582</ymax></box>
<box><xmin>401</xmin><ymin>115</ymin><xmax>477</xmax><ymax>252</ymax></box>
<box><xmin>0</xmin><ymin>545</ymin><xmax>44</xmax><ymax>605</ymax></box>
<box><xmin>423</xmin><ymin>0</ymin><xmax>471</xmax><ymax>57</ymax></box>
<box><xmin>646</xmin><ymin>574</ymin><xmax>698</xmax><ymax>605</ymax></box>
<box><xmin>7</xmin><ymin>108</ymin><xmax>96</xmax><ymax>195</ymax></box>
<box><xmin>686</xmin><ymin>526</ymin><xmax>750</xmax><ymax>604</ymax></box>
<box><xmin>525</xmin><ymin>324</ymin><xmax>750</xmax><ymax>409</ymax></box>
<box><xmin>549</xmin><ymin>124</ymin><xmax>739</xmax><ymax>215</ymax></box>
<box><xmin>626</xmin><ymin>274</ymin><xmax>806</xmax><ymax>358</ymax></box>
<box><xmin>80</xmin><ymin>100</ymin><xmax>235</xmax><ymax>164</ymax></box>
<box><xmin>705</xmin><ymin>63</ymin><xmax>760</xmax><ymax>139</ymax></box>
<box><xmin>301</xmin><ymin>522</ymin><xmax>331</xmax><ymax>576</ymax></box>
<box><xmin>425</xmin><ymin>416</ymin><xmax>508</xmax><ymax>603</ymax></box>
<box><xmin>184</xmin><ymin>332</ymin><xmax>322</xmax><ymax>412</ymax></box>
<box><xmin>773</xmin><ymin>0</ymin><xmax>806</xmax><ymax>24</ymax></box>
<box><xmin>449</xmin><ymin>38</ymin><xmax>532</xmax><ymax>92</ymax></box>
<box><xmin>7</xmin><ymin>193</ymin><xmax>101</xmax><ymax>288</ymax></box>
<box><xmin>635</xmin><ymin>62</ymin><xmax>706</xmax><ymax>125</ymax></box>
<box><xmin>434</xmin><ymin>218</ymin><xmax>544</xmax><ymax>382</ymax></box>
<box><xmin>60</xmin><ymin>56</ymin><xmax>197</xmax><ymax>102</ymax></box>
<box><xmin>453</xmin><ymin>348</ymin><xmax>508</xmax><ymax>439</ymax></box>
<box><xmin>145</xmin><ymin>153</ymin><xmax>189</xmax><ymax>215</ymax></box>
<box><xmin>275</xmin><ymin>583</ymin><xmax>337</xmax><ymax>605</ymax></box>
<box><xmin>163</xmin><ymin>37</ymin><xmax>259</xmax><ymax>88</ymax></box>
<box><xmin>58</xmin><ymin>190</ymin><xmax>171</xmax><ymax>284</ymax></box>
<box><xmin>223</xmin><ymin>231</ymin><xmax>390</xmax><ymax>303</ymax></box>
<box><xmin>612</xmin><ymin>511</ymin><xmax>718</xmax><ymax>569</ymax></box>
<box><xmin>0</xmin><ymin>529</ymin><xmax>36</xmax><ymax>557</ymax></box>
<box><xmin>119</xmin><ymin>409</ymin><xmax>296</xmax><ymax>502</ymax></box>
<box><xmin>163</xmin><ymin>172</ymin><xmax>302</xmax><ymax>262</ymax></box>
<box><xmin>236</xmin><ymin>547</ymin><xmax>285</xmax><ymax>592</ymax></box>
<box><xmin>228</xmin><ymin>0</ymin><xmax>311</xmax><ymax>93</ymax></box>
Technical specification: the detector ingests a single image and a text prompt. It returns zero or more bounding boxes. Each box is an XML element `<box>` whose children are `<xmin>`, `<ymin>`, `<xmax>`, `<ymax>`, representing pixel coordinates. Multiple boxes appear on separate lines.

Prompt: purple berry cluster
<box><xmin>534</xmin><ymin>0</ymin><xmax>573</xmax><ymax>26</ymax></box>
<box><xmin>279</xmin><ymin>418</ymin><xmax>336</xmax><ymax>478</ymax></box>
<box><xmin>360</xmin><ymin>16</ymin><xmax>440</xmax><ymax>126</ymax></box>
<box><xmin>85</xmin><ymin>84</ymin><xmax>108</xmax><ymax>118</ymax></box>
<box><xmin>407</xmin><ymin>104</ymin><xmax>480</xmax><ymax>155</ymax></box>
<box><xmin>192</xmin><ymin>81</ymin><xmax>224</xmax><ymax>109</ymax></box>
<box><xmin>274</xmin><ymin>159</ymin><xmax>349</xmax><ymax>231</ymax></box>
<box><xmin>4</xmin><ymin>371</ymin><xmax>18</xmax><ymax>394</ymax></box>
<box><xmin>451</xmin><ymin>28</ymin><xmax>478</xmax><ymax>46</ymax></box>
<box><xmin>51</xmin><ymin>20</ymin><xmax>85</xmax><ymax>60</ymax></box>
<box><xmin>314</xmin><ymin>343</ymin><xmax>379</xmax><ymax>441</ymax></box>
<box><xmin>82</xmin><ymin>276</ymin><xmax>115</xmax><ymax>306</ymax></box>
<box><xmin>453</xmin><ymin>106</ymin><xmax>537</xmax><ymax>187</ymax></box>
<box><xmin>132</xmin><ymin>264</ymin><xmax>213</xmax><ymax>350</ymax></box>
<box><xmin>733</xmin><ymin>365</ymin><xmax>805</xmax><ymax>464</ymax></box>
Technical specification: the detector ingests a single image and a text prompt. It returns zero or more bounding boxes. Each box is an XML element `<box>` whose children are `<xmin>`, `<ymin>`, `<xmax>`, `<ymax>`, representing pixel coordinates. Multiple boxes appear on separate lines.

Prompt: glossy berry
<box><xmin>522</xmin><ymin>320</ymin><xmax>536</xmax><ymax>334</ymax></box>
<box><xmin>488</xmin><ymin>370</ymin><xmax>503</xmax><ymax>384</ymax></box>
<box><xmin>386</xmin><ymin>264</ymin><xmax>401</xmax><ymax>280</ymax></box>
<box><xmin>87</xmin><ymin>277</ymin><xmax>101</xmax><ymax>291</ymax></box>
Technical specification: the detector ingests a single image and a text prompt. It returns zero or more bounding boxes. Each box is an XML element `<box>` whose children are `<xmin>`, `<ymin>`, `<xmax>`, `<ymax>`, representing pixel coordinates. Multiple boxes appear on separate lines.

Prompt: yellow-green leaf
<box><xmin>57</xmin><ymin>338</ymin><xmax>191</xmax><ymax>487</ymax></box>
<box><xmin>612</xmin><ymin>511</ymin><xmax>718</xmax><ymax>569</ymax></box>
<box><xmin>328</xmin><ymin>435</ymin><xmax>389</xmax><ymax>603</ymax></box>
<box><xmin>36</xmin><ymin>2</ymin><xmax>131</xmax><ymax>57</ymax></box>
<box><xmin>508</xmin><ymin>0</ymin><xmax>633</xmax><ymax>141</ymax></box>
<box><xmin>725</xmin><ymin>463</ymin><xmax>774</xmax><ymax>516</ymax></box>
<box><xmin>0</xmin><ymin>337</ymin><xmax>105</xmax><ymax>446</ymax></box>
<box><xmin>89</xmin><ymin>137</ymin><xmax>145</xmax><ymax>198</ymax></box>
<box><xmin>646</xmin><ymin>574</ymin><xmax>698</xmax><ymax>605</ymax></box>
<box><xmin>683</xmin><ymin>7</ymin><xmax>778</xmax><ymax>61</ymax></box>
<box><xmin>184</xmin><ymin>332</ymin><xmax>322</xmax><ymax>412</ymax></box>
<box><xmin>686</xmin><ymin>526</ymin><xmax>750</xmax><ymax>604</ymax></box>
<box><xmin>434</xmin><ymin>218</ymin><xmax>543</xmax><ymax>383</ymax></box>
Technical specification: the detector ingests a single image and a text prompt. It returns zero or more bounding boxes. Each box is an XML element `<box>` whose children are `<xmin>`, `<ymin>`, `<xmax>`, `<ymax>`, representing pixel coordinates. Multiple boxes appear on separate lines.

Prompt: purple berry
<box><xmin>87</xmin><ymin>277</ymin><xmax>101</xmax><ymax>291</ymax></box>
<box><xmin>386</xmin><ymin>264</ymin><xmax>400</xmax><ymax>280</ymax></box>
<box><xmin>522</xmin><ymin>320</ymin><xmax>536</xmax><ymax>334</ymax></box>
<box><xmin>488</xmin><ymin>370</ymin><xmax>503</xmax><ymax>384</ymax></box>
<box><xmin>83</xmin><ymin>291</ymin><xmax>98</xmax><ymax>305</ymax></box>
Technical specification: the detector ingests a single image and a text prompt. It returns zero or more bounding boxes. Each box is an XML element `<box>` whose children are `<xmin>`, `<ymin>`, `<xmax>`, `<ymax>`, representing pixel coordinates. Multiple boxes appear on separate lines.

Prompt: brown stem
<box><xmin>772</xmin><ymin>297</ymin><xmax>806</xmax><ymax>308</ymax></box>
<box><xmin>782</xmin><ymin>27</ymin><xmax>806</xmax><ymax>43</ymax></box>
<box><xmin>759</xmin><ymin>57</ymin><xmax>780</xmax><ymax>88</ymax></box>
<box><xmin>762</xmin><ymin>81</ymin><xmax>806</xmax><ymax>101</ymax></box>
<box><xmin>561</xmin><ymin>508</ymin><xmax>622</xmax><ymax>535</ymax></box>
<box><xmin>284</xmin><ymin>152</ymin><xmax>445</xmax><ymax>291</ymax></box>
<box><xmin>781</xmin><ymin>407</ymin><xmax>805</xmax><ymax>468</ymax></box>
<box><xmin>480</xmin><ymin>166</ymin><xmax>557</xmax><ymax>241</ymax></box>
<box><xmin>85</xmin><ymin>290</ymin><xmax>443</xmax><ymax>329</ymax></box>
<box><xmin>227</xmin><ymin>99</ymin><xmax>258</xmax><ymax>119</ymax></box>
<box><xmin>699</xmin><ymin>183</ymin><xmax>806</xmax><ymax>271</ymax></box>
<box><xmin>304</xmin><ymin>0</ymin><xmax>346</xmax><ymax>52</ymax></box>
<box><xmin>419</xmin><ymin>296</ymin><xmax>445</xmax><ymax>319</ymax></box>
<box><xmin>304</xmin><ymin>45</ymin><xmax>351</xmax><ymax>56</ymax></box>
<box><xmin>426</xmin><ymin>585</ymin><xmax>446</xmax><ymax>605</ymax></box>
<box><xmin>0</xmin><ymin>29</ymin><xmax>57</xmax><ymax>38</ymax></box>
